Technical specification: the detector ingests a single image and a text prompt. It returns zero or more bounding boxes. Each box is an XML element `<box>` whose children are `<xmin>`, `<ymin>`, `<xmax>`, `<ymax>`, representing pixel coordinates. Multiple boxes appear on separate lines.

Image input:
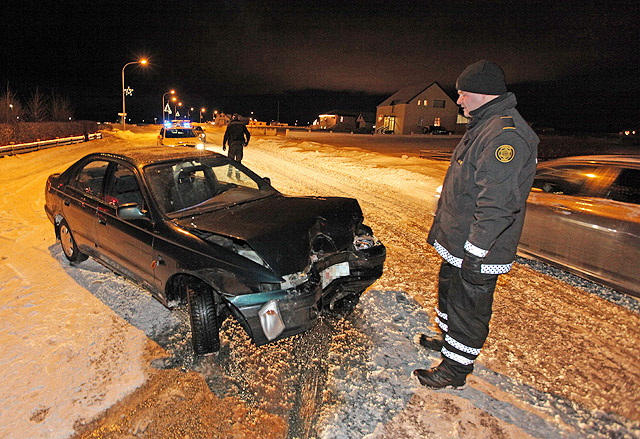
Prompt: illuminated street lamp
<box><xmin>200</xmin><ymin>107</ymin><xmax>206</xmax><ymax>123</ymax></box>
<box><xmin>121</xmin><ymin>58</ymin><xmax>147</xmax><ymax>130</ymax></box>
<box><xmin>162</xmin><ymin>89</ymin><xmax>175</xmax><ymax>124</ymax></box>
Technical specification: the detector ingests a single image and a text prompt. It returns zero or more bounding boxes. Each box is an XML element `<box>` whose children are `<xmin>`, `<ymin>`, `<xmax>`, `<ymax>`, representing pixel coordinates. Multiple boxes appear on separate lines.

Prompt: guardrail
<box><xmin>0</xmin><ymin>132</ymin><xmax>103</xmax><ymax>158</ymax></box>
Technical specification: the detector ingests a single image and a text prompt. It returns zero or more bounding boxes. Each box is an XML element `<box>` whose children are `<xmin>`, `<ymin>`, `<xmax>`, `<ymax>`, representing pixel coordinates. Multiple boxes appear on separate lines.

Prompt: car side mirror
<box><xmin>117</xmin><ymin>203</ymin><xmax>149</xmax><ymax>221</ymax></box>
<box><xmin>262</xmin><ymin>177</ymin><xmax>271</xmax><ymax>185</ymax></box>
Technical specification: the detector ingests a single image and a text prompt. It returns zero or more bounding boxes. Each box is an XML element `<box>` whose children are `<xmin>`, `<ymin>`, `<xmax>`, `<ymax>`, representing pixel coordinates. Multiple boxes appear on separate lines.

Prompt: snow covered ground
<box><xmin>0</xmin><ymin>126</ymin><xmax>638</xmax><ymax>439</ymax></box>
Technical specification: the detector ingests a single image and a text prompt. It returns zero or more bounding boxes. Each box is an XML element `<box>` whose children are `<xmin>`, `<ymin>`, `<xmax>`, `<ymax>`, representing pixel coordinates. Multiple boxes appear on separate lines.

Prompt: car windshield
<box><xmin>144</xmin><ymin>157</ymin><xmax>275</xmax><ymax>215</ymax></box>
<box><xmin>164</xmin><ymin>128</ymin><xmax>197</xmax><ymax>138</ymax></box>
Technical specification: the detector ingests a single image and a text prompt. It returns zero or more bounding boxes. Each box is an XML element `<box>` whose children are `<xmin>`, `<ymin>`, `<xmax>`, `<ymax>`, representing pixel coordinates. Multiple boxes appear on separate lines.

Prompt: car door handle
<box><xmin>64</xmin><ymin>200</ymin><xmax>70</xmax><ymax>206</ymax></box>
<box><xmin>98</xmin><ymin>215</ymin><xmax>107</xmax><ymax>225</ymax></box>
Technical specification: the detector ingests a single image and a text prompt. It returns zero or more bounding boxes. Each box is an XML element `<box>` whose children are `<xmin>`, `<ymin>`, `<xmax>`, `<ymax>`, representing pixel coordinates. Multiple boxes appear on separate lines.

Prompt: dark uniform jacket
<box><xmin>223</xmin><ymin>120</ymin><xmax>251</xmax><ymax>146</ymax></box>
<box><xmin>427</xmin><ymin>93</ymin><xmax>539</xmax><ymax>274</ymax></box>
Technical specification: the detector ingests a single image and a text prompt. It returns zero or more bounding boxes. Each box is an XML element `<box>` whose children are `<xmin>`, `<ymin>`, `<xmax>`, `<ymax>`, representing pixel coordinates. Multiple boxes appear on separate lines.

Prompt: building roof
<box><xmin>378</xmin><ymin>82</ymin><xmax>448</xmax><ymax>107</ymax></box>
<box><xmin>319</xmin><ymin>109</ymin><xmax>361</xmax><ymax>117</ymax></box>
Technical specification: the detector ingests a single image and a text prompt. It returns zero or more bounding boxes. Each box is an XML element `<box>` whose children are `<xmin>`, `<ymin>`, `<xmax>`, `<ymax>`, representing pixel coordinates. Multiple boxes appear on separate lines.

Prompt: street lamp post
<box><xmin>200</xmin><ymin>108</ymin><xmax>205</xmax><ymax>123</ymax></box>
<box><xmin>162</xmin><ymin>89</ymin><xmax>175</xmax><ymax>124</ymax></box>
<box><xmin>121</xmin><ymin>58</ymin><xmax>147</xmax><ymax>130</ymax></box>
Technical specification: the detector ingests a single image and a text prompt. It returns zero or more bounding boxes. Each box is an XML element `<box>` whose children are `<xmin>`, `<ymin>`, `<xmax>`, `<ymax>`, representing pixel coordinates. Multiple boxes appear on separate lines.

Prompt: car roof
<box><xmin>86</xmin><ymin>146</ymin><xmax>222</xmax><ymax>168</ymax></box>
<box><xmin>542</xmin><ymin>154</ymin><xmax>640</xmax><ymax>166</ymax></box>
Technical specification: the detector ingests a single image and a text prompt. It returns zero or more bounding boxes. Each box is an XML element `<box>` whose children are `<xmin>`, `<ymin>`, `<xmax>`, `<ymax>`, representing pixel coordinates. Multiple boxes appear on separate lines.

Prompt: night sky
<box><xmin>3</xmin><ymin>0</ymin><xmax>638</xmax><ymax>132</ymax></box>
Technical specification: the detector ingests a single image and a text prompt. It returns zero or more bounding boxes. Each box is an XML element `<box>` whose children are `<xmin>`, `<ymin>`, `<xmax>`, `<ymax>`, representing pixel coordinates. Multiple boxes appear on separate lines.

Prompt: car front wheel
<box><xmin>58</xmin><ymin>219</ymin><xmax>88</xmax><ymax>263</ymax></box>
<box><xmin>186</xmin><ymin>278</ymin><xmax>220</xmax><ymax>355</ymax></box>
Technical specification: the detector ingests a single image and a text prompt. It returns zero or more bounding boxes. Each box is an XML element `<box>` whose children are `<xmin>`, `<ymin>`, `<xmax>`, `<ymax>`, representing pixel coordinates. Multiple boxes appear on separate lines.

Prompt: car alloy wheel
<box><xmin>58</xmin><ymin>219</ymin><xmax>88</xmax><ymax>263</ymax></box>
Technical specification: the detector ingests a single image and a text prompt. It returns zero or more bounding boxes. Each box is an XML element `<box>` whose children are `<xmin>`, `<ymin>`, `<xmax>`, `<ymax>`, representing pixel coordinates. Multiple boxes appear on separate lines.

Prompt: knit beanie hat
<box><xmin>456</xmin><ymin>60</ymin><xmax>507</xmax><ymax>95</ymax></box>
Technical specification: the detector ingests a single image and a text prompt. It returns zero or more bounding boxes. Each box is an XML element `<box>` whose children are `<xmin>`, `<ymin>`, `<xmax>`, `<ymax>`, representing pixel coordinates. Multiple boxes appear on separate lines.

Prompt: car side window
<box><xmin>105</xmin><ymin>165</ymin><xmax>145</xmax><ymax>209</ymax></box>
<box><xmin>531</xmin><ymin>165</ymin><xmax>615</xmax><ymax>198</ymax></box>
<box><xmin>607</xmin><ymin>168</ymin><xmax>640</xmax><ymax>205</ymax></box>
<box><xmin>72</xmin><ymin>160</ymin><xmax>109</xmax><ymax>199</ymax></box>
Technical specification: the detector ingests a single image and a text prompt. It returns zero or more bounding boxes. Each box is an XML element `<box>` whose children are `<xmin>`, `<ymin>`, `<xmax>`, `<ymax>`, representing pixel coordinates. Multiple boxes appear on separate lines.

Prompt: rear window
<box><xmin>165</xmin><ymin>128</ymin><xmax>196</xmax><ymax>138</ymax></box>
<box><xmin>72</xmin><ymin>160</ymin><xmax>109</xmax><ymax>199</ymax></box>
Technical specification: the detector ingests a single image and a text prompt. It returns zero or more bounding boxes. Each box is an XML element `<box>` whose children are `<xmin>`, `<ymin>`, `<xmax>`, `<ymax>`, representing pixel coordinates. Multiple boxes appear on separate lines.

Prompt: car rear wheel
<box><xmin>58</xmin><ymin>219</ymin><xmax>88</xmax><ymax>263</ymax></box>
<box><xmin>186</xmin><ymin>278</ymin><xmax>220</xmax><ymax>355</ymax></box>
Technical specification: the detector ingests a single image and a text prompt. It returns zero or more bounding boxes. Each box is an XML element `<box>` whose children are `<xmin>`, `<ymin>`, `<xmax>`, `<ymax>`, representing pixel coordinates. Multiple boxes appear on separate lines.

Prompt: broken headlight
<box><xmin>353</xmin><ymin>234</ymin><xmax>381</xmax><ymax>250</ymax></box>
<box><xmin>280</xmin><ymin>271</ymin><xmax>310</xmax><ymax>289</ymax></box>
<box><xmin>198</xmin><ymin>231</ymin><xmax>268</xmax><ymax>267</ymax></box>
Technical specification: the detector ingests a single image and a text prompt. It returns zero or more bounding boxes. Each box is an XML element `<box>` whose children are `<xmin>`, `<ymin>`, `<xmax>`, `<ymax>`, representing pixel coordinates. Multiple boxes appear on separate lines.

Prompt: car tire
<box><xmin>58</xmin><ymin>219</ymin><xmax>88</xmax><ymax>263</ymax></box>
<box><xmin>187</xmin><ymin>278</ymin><xmax>220</xmax><ymax>355</ymax></box>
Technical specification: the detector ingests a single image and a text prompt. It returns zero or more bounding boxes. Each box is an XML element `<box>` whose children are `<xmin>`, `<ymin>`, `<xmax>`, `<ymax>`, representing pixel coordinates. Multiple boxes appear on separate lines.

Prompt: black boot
<box><xmin>413</xmin><ymin>361</ymin><xmax>467</xmax><ymax>389</ymax></box>
<box><xmin>415</xmin><ymin>332</ymin><xmax>444</xmax><ymax>351</ymax></box>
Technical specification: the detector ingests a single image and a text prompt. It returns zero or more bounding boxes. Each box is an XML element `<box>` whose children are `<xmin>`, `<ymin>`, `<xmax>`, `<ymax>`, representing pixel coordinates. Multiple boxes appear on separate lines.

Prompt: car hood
<box><xmin>175</xmin><ymin>195</ymin><xmax>363</xmax><ymax>276</ymax></box>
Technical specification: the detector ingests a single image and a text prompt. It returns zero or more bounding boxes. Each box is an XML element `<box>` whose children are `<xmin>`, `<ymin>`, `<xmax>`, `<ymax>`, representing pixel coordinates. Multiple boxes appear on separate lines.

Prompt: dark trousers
<box><xmin>228</xmin><ymin>141</ymin><xmax>244</xmax><ymax>162</ymax></box>
<box><xmin>436</xmin><ymin>261</ymin><xmax>498</xmax><ymax>375</ymax></box>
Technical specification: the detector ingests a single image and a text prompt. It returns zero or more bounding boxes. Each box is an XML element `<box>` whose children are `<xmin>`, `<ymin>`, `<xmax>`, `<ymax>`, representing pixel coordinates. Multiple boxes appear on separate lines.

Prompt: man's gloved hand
<box><xmin>222</xmin><ymin>145</ymin><xmax>226</xmax><ymax>151</ymax></box>
<box><xmin>461</xmin><ymin>251</ymin><xmax>485</xmax><ymax>285</ymax></box>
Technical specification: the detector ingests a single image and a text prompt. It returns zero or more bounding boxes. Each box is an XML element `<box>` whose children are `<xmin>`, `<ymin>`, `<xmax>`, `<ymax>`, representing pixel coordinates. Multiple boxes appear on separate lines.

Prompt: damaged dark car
<box><xmin>44</xmin><ymin>147</ymin><xmax>386</xmax><ymax>354</ymax></box>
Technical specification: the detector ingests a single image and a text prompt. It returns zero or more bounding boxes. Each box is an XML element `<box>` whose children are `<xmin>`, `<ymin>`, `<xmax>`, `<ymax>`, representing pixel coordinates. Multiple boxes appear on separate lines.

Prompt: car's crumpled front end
<box><xmin>223</xmin><ymin>223</ymin><xmax>385</xmax><ymax>346</ymax></box>
<box><xmin>180</xmin><ymin>195</ymin><xmax>386</xmax><ymax>346</ymax></box>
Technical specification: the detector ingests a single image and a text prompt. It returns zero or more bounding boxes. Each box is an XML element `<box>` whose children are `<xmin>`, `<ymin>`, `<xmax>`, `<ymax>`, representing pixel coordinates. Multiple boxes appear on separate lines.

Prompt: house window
<box><xmin>434</xmin><ymin>117</ymin><xmax>441</xmax><ymax>126</ymax></box>
<box><xmin>424</xmin><ymin>100</ymin><xmax>428</xmax><ymax>106</ymax></box>
<box><xmin>434</xmin><ymin>100</ymin><xmax>445</xmax><ymax>108</ymax></box>
<box><xmin>417</xmin><ymin>100</ymin><xmax>421</xmax><ymax>106</ymax></box>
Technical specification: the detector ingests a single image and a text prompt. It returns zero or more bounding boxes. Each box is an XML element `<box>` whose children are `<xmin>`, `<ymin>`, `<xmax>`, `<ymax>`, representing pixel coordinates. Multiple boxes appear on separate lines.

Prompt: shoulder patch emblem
<box><xmin>495</xmin><ymin>144</ymin><xmax>515</xmax><ymax>163</ymax></box>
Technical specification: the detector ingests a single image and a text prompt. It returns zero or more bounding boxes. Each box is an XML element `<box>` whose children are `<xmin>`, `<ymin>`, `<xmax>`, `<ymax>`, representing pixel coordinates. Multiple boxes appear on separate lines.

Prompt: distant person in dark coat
<box><xmin>223</xmin><ymin>114</ymin><xmax>251</xmax><ymax>178</ymax></box>
<box><xmin>223</xmin><ymin>114</ymin><xmax>250</xmax><ymax>161</ymax></box>
<box><xmin>413</xmin><ymin>60</ymin><xmax>539</xmax><ymax>389</ymax></box>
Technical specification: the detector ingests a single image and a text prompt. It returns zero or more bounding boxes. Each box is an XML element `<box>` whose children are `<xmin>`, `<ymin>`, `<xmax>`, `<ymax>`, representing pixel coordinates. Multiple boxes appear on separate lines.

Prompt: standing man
<box><xmin>414</xmin><ymin>60</ymin><xmax>539</xmax><ymax>389</ymax></box>
<box><xmin>223</xmin><ymin>113</ymin><xmax>251</xmax><ymax>177</ymax></box>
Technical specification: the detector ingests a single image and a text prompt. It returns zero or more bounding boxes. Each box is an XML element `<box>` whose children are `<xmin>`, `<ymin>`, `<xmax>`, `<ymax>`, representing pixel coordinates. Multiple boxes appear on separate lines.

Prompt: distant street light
<box><xmin>162</xmin><ymin>89</ymin><xmax>175</xmax><ymax>124</ymax></box>
<box><xmin>121</xmin><ymin>58</ymin><xmax>147</xmax><ymax>130</ymax></box>
<box><xmin>200</xmin><ymin>108</ymin><xmax>206</xmax><ymax>123</ymax></box>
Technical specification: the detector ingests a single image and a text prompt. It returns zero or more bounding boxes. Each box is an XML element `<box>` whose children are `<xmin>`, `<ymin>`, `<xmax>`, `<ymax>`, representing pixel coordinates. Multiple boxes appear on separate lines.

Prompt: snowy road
<box><xmin>1</xmin><ymin>126</ymin><xmax>638</xmax><ymax>438</ymax></box>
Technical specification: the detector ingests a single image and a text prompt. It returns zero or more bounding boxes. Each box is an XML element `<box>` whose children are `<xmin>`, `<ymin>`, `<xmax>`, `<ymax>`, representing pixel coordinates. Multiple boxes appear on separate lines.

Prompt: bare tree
<box><xmin>0</xmin><ymin>84</ymin><xmax>25</xmax><ymax>123</ymax></box>
<box><xmin>26</xmin><ymin>87</ymin><xmax>49</xmax><ymax>122</ymax></box>
<box><xmin>50</xmin><ymin>91</ymin><xmax>73</xmax><ymax>121</ymax></box>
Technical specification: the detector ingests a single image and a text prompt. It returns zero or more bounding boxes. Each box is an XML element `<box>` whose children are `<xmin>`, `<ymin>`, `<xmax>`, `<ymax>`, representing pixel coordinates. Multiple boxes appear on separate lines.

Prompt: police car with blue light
<box><xmin>157</xmin><ymin>120</ymin><xmax>205</xmax><ymax>149</ymax></box>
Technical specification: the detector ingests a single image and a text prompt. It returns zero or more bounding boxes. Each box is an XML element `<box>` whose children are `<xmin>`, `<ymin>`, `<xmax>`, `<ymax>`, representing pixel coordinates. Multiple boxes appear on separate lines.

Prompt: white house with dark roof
<box><xmin>375</xmin><ymin>82</ymin><xmax>458</xmax><ymax>135</ymax></box>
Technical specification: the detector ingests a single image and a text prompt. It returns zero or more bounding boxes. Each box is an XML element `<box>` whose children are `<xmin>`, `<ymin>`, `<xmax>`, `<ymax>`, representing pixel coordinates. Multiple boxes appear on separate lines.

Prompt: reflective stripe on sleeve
<box><xmin>433</xmin><ymin>240</ymin><xmax>513</xmax><ymax>274</ymax></box>
<box><xmin>464</xmin><ymin>240</ymin><xmax>488</xmax><ymax>257</ymax></box>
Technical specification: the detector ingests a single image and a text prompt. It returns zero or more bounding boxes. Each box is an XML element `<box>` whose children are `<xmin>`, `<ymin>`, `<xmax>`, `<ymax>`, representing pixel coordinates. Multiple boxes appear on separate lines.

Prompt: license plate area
<box><xmin>320</xmin><ymin>261</ymin><xmax>350</xmax><ymax>288</ymax></box>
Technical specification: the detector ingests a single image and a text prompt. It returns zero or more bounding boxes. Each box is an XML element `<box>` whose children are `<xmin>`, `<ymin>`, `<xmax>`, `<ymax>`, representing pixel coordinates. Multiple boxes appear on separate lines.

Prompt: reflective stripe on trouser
<box><xmin>435</xmin><ymin>261</ymin><xmax>453</xmax><ymax>333</ymax></box>
<box><xmin>437</xmin><ymin>261</ymin><xmax>498</xmax><ymax>375</ymax></box>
